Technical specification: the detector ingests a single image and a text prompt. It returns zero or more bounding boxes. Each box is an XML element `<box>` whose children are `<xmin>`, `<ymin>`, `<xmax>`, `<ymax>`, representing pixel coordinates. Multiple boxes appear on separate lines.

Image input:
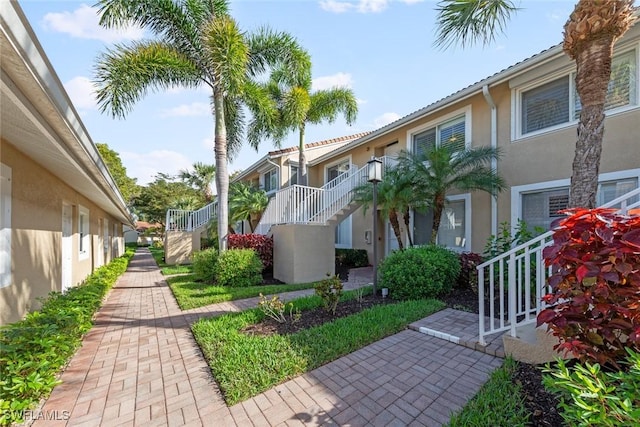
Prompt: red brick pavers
<box><xmin>36</xmin><ymin>250</ymin><xmax>502</xmax><ymax>426</ymax></box>
<box><xmin>35</xmin><ymin>249</ymin><xmax>230</xmax><ymax>427</ymax></box>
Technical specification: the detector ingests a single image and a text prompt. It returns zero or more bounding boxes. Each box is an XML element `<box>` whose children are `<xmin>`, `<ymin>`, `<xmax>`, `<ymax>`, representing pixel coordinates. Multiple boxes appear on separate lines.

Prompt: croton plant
<box><xmin>537</xmin><ymin>208</ymin><xmax>640</xmax><ymax>367</ymax></box>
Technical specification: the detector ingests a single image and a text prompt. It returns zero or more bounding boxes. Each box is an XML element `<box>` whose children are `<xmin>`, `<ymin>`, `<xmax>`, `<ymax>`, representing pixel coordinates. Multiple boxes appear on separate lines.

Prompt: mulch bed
<box><xmin>242</xmin><ymin>294</ymin><xmax>394</xmax><ymax>336</ymax></box>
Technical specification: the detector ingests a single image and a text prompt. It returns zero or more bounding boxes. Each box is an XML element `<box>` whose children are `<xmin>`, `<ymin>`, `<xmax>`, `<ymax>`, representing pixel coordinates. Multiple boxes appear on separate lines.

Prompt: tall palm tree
<box><xmin>93</xmin><ymin>0</ymin><xmax>306</xmax><ymax>250</ymax></box>
<box><xmin>229</xmin><ymin>181</ymin><xmax>269</xmax><ymax>232</ymax></box>
<box><xmin>434</xmin><ymin>0</ymin><xmax>636</xmax><ymax>208</ymax></box>
<box><xmin>353</xmin><ymin>167</ymin><xmax>419</xmax><ymax>250</ymax></box>
<box><xmin>179</xmin><ymin>162</ymin><xmax>216</xmax><ymax>202</ymax></box>
<box><xmin>249</xmin><ymin>57</ymin><xmax>358</xmax><ymax>186</ymax></box>
<box><xmin>396</xmin><ymin>146</ymin><xmax>506</xmax><ymax>244</ymax></box>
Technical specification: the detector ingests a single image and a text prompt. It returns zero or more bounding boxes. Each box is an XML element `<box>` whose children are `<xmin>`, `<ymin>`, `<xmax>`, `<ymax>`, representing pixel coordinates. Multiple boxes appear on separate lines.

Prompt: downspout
<box><xmin>482</xmin><ymin>85</ymin><xmax>498</xmax><ymax>238</ymax></box>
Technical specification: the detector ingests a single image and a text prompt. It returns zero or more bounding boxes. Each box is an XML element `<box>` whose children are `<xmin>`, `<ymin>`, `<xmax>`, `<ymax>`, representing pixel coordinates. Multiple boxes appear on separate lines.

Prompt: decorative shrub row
<box><xmin>228</xmin><ymin>234</ymin><xmax>273</xmax><ymax>269</ymax></box>
<box><xmin>335</xmin><ymin>248</ymin><xmax>369</xmax><ymax>268</ymax></box>
<box><xmin>537</xmin><ymin>208</ymin><xmax>640</xmax><ymax>367</ymax></box>
<box><xmin>379</xmin><ymin>245</ymin><xmax>460</xmax><ymax>300</ymax></box>
<box><xmin>0</xmin><ymin>248</ymin><xmax>135</xmax><ymax>426</ymax></box>
<box><xmin>192</xmin><ymin>248</ymin><xmax>263</xmax><ymax>287</ymax></box>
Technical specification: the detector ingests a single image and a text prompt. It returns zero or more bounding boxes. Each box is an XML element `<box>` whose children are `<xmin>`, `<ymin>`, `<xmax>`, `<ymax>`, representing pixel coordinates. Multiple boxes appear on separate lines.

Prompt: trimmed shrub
<box><xmin>335</xmin><ymin>248</ymin><xmax>369</xmax><ymax>268</ymax></box>
<box><xmin>457</xmin><ymin>252</ymin><xmax>484</xmax><ymax>292</ymax></box>
<box><xmin>192</xmin><ymin>248</ymin><xmax>218</xmax><ymax>282</ymax></box>
<box><xmin>0</xmin><ymin>248</ymin><xmax>134</xmax><ymax>426</ymax></box>
<box><xmin>228</xmin><ymin>234</ymin><xmax>273</xmax><ymax>270</ymax></box>
<box><xmin>537</xmin><ymin>208</ymin><xmax>640</xmax><ymax>367</ymax></box>
<box><xmin>379</xmin><ymin>245</ymin><xmax>460</xmax><ymax>300</ymax></box>
<box><xmin>215</xmin><ymin>249</ymin><xmax>262</xmax><ymax>288</ymax></box>
<box><xmin>314</xmin><ymin>275</ymin><xmax>343</xmax><ymax>315</ymax></box>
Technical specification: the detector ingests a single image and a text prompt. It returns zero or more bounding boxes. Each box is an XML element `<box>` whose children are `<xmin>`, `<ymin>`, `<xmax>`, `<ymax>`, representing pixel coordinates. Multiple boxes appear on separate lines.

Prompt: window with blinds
<box><xmin>521</xmin><ymin>50</ymin><xmax>637</xmax><ymax>135</ymax></box>
<box><xmin>574</xmin><ymin>50</ymin><xmax>637</xmax><ymax>119</ymax></box>
<box><xmin>412</xmin><ymin>116</ymin><xmax>466</xmax><ymax>156</ymax></box>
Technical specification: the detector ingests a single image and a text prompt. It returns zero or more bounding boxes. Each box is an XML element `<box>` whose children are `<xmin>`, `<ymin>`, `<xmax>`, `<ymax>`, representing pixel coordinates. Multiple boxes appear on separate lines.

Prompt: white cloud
<box><xmin>319</xmin><ymin>0</ymin><xmax>355</xmax><ymax>13</ymax></box>
<box><xmin>64</xmin><ymin>76</ymin><xmax>97</xmax><ymax>111</ymax></box>
<box><xmin>312</xmin><ymin>72</ymin><xmax>354</xmax><ymax>91</ymax></box>
<box><xmin>160</xmin><ymin>102</ymin><xmax>210</xmax><ymax>118</ymax></box>
<box><xmin>42</xmin><ymin>4</ymin><xmax>144</xmax><ymax>43</ymax></box>
<box><xmin>320</xmin><ymin>0</ymin><xmax>419</xmax><ymax>13</ymax></box>
<box><xmin>120</xmin><ymin>150</ymin><xmax>192</xmax><ymax>185</ymax></box>
<box><xmin>373</xmin><ymin>112</ymin><xmax>401</xmax><ymax>128</ymax></box>
<box><xmin>357</xmin><ymin>0</ymin><xmax>388</xmax><ymax>13</ymax></box>
<box><xmin>356</xmin><ymin>98</ymin><xmax>367</xmax><ymax>105</ymax></box>
<box><xmin>400</xmin><ymin>0</ymin><xmax>423</xmax><ymax>4</ymax></box>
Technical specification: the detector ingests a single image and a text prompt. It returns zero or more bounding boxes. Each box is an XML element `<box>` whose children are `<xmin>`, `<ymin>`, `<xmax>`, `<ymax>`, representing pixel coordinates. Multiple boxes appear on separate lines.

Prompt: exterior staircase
<box><xmin>477</xmin><ymin>186</ymin><xmax>640</xmax><ymax>362</ymax></box>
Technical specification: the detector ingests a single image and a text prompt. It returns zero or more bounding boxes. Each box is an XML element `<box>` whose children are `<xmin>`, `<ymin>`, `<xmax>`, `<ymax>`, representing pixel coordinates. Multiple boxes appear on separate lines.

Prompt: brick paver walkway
<box><xmin>34</xmin><ymin>249</ymin><xmax>502</xmax><ymax>426</ymax></box>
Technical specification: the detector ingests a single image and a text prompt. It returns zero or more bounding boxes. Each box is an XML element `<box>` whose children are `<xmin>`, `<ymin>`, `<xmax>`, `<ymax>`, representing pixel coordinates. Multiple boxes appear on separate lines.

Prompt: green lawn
<box><xmin>447</xmin><ymin>358</ymin><xmax>529</xmax><ymax>427</ymax></box>
<box><xmin>191</xmin><ymin>293</ymin><xmax>445</xmax><ymax>405</ymax></box>
<box><xmin>166</xmin><ymin>274</ymin><xmax>317</xmax><ymax>309</ymax></box>
<box><xmin>148</xmin><ymin>246</ymin><xmax>194</xmax><ymax>275</ymax></box>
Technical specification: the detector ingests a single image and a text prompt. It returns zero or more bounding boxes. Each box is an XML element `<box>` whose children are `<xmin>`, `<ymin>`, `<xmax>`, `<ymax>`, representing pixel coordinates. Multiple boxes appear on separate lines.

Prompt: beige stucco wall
<box><xmin>0</xmin><ymin>140</ymin><xmax>124</xmax><ymax>325</ymax></box>
<box><xmin>272</xmin><ymin>224</ymin><xmax>335</xmax><ymax>283</ymax></box>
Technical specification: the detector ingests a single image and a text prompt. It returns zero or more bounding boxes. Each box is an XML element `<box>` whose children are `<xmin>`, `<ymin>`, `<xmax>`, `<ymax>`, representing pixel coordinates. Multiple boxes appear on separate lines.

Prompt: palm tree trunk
<box><xmin>403</xmin><ymin>207</ymin><xmax>413</xmax><ymax>247</ymax></box>
<box><xmin>213</xmin><ymin>88</ymin><xmax>229</xmax><ymax>251</ymax></box>
<box><xmin>298</xmin><ymin>123</ymin><xmax>307</xmax><ymax>186</ymax></box>
<box><xmin>568</xmin><ymin>37</ymin><xmax>614</xmax><ymax>208</ymax></box>
<box><xmin>389</xmin><ymin>209</ymin><xmax>404</xmax><ymax>250</ymax></box>
<box><xmin>431</xmin><ymin>194</ymin><xmax>445</xmax><ymax>244</ymax></box>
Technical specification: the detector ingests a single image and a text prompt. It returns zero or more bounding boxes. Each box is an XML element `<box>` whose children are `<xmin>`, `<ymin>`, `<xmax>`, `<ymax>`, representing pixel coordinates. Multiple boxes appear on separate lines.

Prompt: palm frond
<box><xmin>434</xmin><ymin>0</ymin><xmax>519</xmax><ymax>49</ymax></box>
<box><xmin>246</xmin><ymin>28</ymin><xmax>311</xmax><ymax>82</ymax></box>
<box><xmin>94</xmin><ymin>41</ymin><xmax>201</xmax><ymax>118</ymax></box>
<box><xmin>223</xmin><ymin>95</ymin><xmax>246</xmax><ymax>160</ymax></box>
<box><xmin>307</xmin><ymin>88</ymin><xmax>358</xmax><ymax>124</ymax></box>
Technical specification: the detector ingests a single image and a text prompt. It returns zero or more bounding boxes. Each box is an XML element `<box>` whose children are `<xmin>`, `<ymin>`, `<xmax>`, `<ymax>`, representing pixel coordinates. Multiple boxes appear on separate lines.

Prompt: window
<box><xmin>290</xmin><ymin>165</ymin><xmax>298</xmax><ymax>186</ymax></box>
<box><xmin>521</xmin><ymin>177</ymin><xmax>638</xmax><ymax>231</ymax></box>
<box><xmin>413</xmin><ymin>195</ymin><xmax>470</xmax><ymax>251</ymax></box>
<box><xmin>0</xmin><ymin>164</ymin><xmax>11</xmax><ymax>288</ymax></box>
<box><xmin>78</xmin><ymin>206</ymin><xmax>90</xmax><ymax>260</ymax></box>
<box><xmin>413</xmin><ymin>116</ymin><xmax>466</xmax><ymax>157</ymax></box>
<box><xmin>263</xmin><ymin>169</ymin><xmax>278</xmax><ymax>193</ymax></box>
<box><xmin>327</xmin><ymin>160</ymin><xmax>350</xmax><ymax>182</ymax></box>
<box><xmin>519</xmin><ymin>50</ymin><xmax>637</xmax><ymax>136</ymax></box>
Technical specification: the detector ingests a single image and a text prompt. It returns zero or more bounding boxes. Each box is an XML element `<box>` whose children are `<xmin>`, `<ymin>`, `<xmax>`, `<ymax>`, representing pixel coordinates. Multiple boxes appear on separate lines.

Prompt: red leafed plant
<box><xmin>537</xmin><ymin>208</ymin><xmax>640</xmax><ymax>367</ymax></box>
<box><xmin>228</xmin><ymin>234</ymin><xmax>273</xmax><ymax>270</ymax></box>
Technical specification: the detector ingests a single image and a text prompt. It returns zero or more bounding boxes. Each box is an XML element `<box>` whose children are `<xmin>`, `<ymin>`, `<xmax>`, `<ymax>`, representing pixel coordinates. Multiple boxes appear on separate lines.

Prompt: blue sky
<box><xmin>19</xmin><ymin>0</ymin><xmax>574</xmax><ymax>186</ymax></box>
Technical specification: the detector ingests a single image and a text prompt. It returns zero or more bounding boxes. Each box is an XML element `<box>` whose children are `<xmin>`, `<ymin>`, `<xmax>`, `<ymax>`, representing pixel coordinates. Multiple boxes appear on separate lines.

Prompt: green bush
<box><xmin>0</xmin><ymin>248</ymin><xmax>134</xmax><ymax>426</ymax></box>
<box><xmin>379</xmin><ymin>245</ymin><xmax>460</xmax><ymax>300</ymax></box>
<box><xmin>543</xmin><ymin>349</ymin><xmax>640</xmax><ymax>426</ymax></box>
<box><xmin>335</xmin><ymin>248</ymin><xmax>369</xmax><ymax>268</ymax></box>
<box><xmin>314</xmin><ymin>275</ymin><xmax>343</xmax><ymax>315</ymax></box>
<box><xmin>215</xmin><ymin>249</ymin><xmax>262</xmax><ymax>288</ymax></box>
<box><xmin>192</xmin><ymin>248</ymin><xmax>218</xmax><ymax>282</ymax></box>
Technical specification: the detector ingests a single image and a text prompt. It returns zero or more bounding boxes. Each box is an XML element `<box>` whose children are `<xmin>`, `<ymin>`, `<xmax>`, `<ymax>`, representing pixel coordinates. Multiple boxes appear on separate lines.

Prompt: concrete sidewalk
<box><xmin>34</xmin><ymin>249</ymin><xmax>502</xmax><ymax>426</ymax></box>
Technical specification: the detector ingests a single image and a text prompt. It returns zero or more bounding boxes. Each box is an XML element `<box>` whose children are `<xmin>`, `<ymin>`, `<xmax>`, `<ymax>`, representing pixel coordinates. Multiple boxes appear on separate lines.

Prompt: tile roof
<box><xmin>267</xmin><ymin>132</ymin><xmax>372</xmax><ymax>156</ymax></box>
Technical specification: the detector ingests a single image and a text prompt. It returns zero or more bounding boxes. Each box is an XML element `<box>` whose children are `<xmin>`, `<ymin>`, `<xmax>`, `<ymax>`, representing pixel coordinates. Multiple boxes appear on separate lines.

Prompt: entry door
<box><xmin>103</xmin><ymin>219</ymin><xmax>109</xmax><ymax>264</ymax></box>
<box><xmin>61</xmin><ymin>203</ymin><xmax>73</xmax><ymax>292</ymax></box>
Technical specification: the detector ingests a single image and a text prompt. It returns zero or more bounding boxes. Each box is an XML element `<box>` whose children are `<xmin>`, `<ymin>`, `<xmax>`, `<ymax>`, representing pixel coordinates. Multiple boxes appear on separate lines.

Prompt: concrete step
<box><xmin>502</xmin><ymin>323</ymin><xmax>570</xmax><ymax>364</ymax></box>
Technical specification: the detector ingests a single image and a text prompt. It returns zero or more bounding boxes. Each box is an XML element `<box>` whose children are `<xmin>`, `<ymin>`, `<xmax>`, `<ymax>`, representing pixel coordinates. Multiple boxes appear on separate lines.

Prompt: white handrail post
<box><xmin>508</xmin><ymin>252</ymin><xmax>517</xmax><ymax>337</ymax></box>
<box><xmin>478</xmin><ymin>266</ymin><xmax>486</xmax><ymax>346</ymax></box>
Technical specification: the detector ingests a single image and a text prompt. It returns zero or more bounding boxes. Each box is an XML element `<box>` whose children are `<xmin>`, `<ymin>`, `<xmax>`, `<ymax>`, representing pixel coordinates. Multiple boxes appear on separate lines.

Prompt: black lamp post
<box><xmin>367</xmin><ymin>156</ymin><xmax>382</xmax><ymax>296</ymax></box>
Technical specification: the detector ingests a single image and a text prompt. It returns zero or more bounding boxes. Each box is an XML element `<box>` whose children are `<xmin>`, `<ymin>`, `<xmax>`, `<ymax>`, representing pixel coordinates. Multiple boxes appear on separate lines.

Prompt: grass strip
<box><xmin>192</xmin><ymin>296</ymin><xmax>444</xmax><ymax>405</ymax></box>
<box><xmin>446</xmin><ymin>357</ymin><xmax>529</xmax><ymax>427</ymax></box>
<box><xmin>0</xmin><ymin>248</ymin><xmax>135</xmax><ymax>426</ymax></box>
<box><xmin>149</xmin><ymin>247</ymin><xmax>193</xmax><ymax>275</ymax></box>
<box><xmin>167</xmin><ymin>274</ymin><xmax>318</xmax><ymax>309</ymax></box>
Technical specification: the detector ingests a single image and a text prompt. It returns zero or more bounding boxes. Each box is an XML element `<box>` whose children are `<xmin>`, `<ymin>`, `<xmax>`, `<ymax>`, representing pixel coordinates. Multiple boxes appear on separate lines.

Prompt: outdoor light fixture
<box><xmin>367</xmin><ymin>156</ymin><xmax>383</xmax><ymax>296</ymax></box>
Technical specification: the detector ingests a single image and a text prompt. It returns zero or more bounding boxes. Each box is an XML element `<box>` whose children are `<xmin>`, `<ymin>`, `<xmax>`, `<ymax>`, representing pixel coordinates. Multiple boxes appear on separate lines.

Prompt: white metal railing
<box><xmin>255</xmin><ymin>156</ymin><xmax>397</xmax><ymax>234</ymax></box>
<box><xmin>477</xmin><ymin>186</ymin><xmax>640</xmax><ymax>345</ymax></box>
<box><xmin>165</xmin><ymin>201</ymin><xmax>218</xmax><ymax>232</ymax></box>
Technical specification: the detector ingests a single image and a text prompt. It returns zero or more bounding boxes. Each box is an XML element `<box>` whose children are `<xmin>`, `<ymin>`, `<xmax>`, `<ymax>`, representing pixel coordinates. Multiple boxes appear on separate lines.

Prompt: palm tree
<box><xmin>94</xmin><ymin>0</ymin><xmax>307</xmax><ymax>250</ymax></box>
<box><xmin>434</xmin><ymin>0</ymin><xmax>636</xmax><ymax>208</ymax></box>
<box><xmin>229</xmin><ymin>181</ymin><xmax>269</xmax><ymax>232</ymax></box>
<box><xmin>353</xmin><ymin>167</ymin><xmax>419</xmax><ymax>250</ymax></box>
<box><xmin>249</xmin><ymin>57</ymin><xmax>358</xmax><ymax>186</ymax></box>
<box><xmin>179</xmin><ymin>162</ymin><xmax>216</xmax><ymax>203</ymax></box>
<box><xmin>396</xmin><ymin>146</ymin><xmax>506</xmax><ymax>244</ymax></box>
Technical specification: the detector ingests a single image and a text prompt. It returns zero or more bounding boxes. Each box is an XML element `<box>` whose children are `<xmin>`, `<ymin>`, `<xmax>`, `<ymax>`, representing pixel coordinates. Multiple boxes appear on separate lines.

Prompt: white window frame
<box><xmin>0</xmin><ymin>163</ymin><xmax>11</xmax><ymax>288</ymax></box>
<box><xmin>325</xmin><ymin>156</ymin><xmax>353</xmax><ymax>249</ymax></box>
<box><xmin>513</xmin><ymin>46</ymin><xmax>639</xmax><ymax>141</ymax></box>
<box><xmin>289</xmin><ymin>163</ymin><xmax>299</xmax><ymax>186</ymax></box>
<box><xmin>78</xmin><ymin>205</ymin><xmax>90</xmax><ymax>260</ymax></box>
<box><xmin>511</xmin><ymin>168</ymin><xmax>640</xmax><ymax>228</ymax></box>
<box><xmin>262</xmin><ymin>169</ymin><xmax>278</xmax><ymax>194</ymax></box>
<box><xmin>324</xmin><ymin>155</ymin><xmax>352</xmax><ymax>183</ymax></box>
<box><xmin>406</xmin><ymin>106</ymin><xmax>472</xmax><ymax>152</ymax></box>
